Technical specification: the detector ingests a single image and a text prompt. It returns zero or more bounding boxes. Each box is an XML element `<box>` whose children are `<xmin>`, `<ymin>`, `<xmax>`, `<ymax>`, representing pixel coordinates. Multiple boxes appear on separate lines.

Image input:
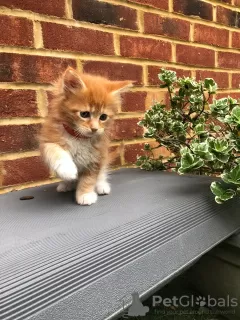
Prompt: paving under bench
<box><xmin>1</xmin><ymin>168</ymin><xmax>240</xmax><ymax>320</ymax></box>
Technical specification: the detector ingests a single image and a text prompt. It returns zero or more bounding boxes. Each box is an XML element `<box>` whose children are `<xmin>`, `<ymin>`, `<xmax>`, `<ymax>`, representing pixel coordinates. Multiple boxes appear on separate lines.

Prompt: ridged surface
<box><xmin>1</xmin><ymin>169</ymin><xmax>240</xmax><ymax>320</ymax></box>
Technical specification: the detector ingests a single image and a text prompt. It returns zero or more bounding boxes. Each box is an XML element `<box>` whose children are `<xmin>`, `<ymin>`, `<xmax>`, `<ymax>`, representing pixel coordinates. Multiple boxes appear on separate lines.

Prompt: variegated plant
<box><xmin>137</xmin><ymin>69</ymin><xmax>240</xmax><ymax>204</ymax></box>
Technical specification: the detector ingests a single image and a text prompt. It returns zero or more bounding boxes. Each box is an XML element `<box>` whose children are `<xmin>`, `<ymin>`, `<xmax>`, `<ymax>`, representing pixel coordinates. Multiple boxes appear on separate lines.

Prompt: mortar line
<box><xmin>33</xmin><ymin>21</ymin><xmax>43</xmax><ymax>49</ymax></box>
<box><xmin>36</xmin><ymin>90</ymin><xmax>48</xmax><ymax>117</ymax></box>
<box><xmin>190</xmin><ymin>23</ymin><xmax>194</xmax><ymax>42</ymax></box>
<box><xmin>65</xmin><ymin>0</ymin><xmax>73</xmax><ymax>19</ymax></box>
<box><xmin>113</xmin><ymin>34</ymin><xmax>120</xmax><ymax>56</ymax></box>
<box><xmin>229</xmin><ymin>30</ymin><xmax>233</xmax><ymax>48</ymax></box>
<box><xmin>0</xmin><ymin>151</ymin><xmax>41</xmax><ymax>161</ymax></box>
<box><xmin>0</xmin><ymin>118</ymin><xmax>44</xmax><ymax>125</ymax></box>
<box><xmin>137</xmin><ymin>10</ymin><xmax>144</xmax><ymax>33</ymax></box>
<box><xmin>143</xmin><ymin>65</ymin><xmax>148</xmax><ymax>86</ymax></box>
<box><xmin>76</xmin><ymin>60</ymin><xmax>83</xmax><ymax>72</ymax></box>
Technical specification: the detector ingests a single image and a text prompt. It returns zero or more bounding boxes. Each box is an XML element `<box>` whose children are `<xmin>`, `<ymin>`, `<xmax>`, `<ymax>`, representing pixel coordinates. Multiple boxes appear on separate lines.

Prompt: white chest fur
<box><xmin>63</xmin><ymin>132</ymin><xmax>99</xmax><ymax>170</ymax></box>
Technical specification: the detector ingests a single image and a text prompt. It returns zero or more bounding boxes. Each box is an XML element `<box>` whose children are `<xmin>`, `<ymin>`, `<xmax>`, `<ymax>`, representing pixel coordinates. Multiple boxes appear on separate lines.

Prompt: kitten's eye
<box><xmin>100</xmin><ymin>114</ymin><xmax>108</xmax><ymax>121</ymax></box>
<box><xmin>80</xmin><ymin>111</ymin><xmax>90</xmax><ymax>118</ymax></box>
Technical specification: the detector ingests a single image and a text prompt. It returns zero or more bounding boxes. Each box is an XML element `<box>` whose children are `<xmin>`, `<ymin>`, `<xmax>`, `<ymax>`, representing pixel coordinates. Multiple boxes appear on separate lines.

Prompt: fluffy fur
<box><xmin>39</xmin><ymin>67</ymin><xmax>132</xmax><ymax>205</ymax></box>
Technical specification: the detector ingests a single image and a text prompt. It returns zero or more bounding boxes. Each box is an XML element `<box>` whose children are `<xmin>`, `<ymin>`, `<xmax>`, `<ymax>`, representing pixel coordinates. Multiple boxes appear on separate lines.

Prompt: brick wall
<box><xmin>0</xmin><ymin>0</ymin><xmax>240</xmax><ymax>193</ymax></box>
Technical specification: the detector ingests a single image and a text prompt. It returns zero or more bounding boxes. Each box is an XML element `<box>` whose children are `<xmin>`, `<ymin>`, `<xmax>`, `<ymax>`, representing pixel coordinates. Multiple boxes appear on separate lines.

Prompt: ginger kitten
<box><xmin>39</xmin><ymin>67</ymin><xmax>132</xmax><ymax>205</ymax></box>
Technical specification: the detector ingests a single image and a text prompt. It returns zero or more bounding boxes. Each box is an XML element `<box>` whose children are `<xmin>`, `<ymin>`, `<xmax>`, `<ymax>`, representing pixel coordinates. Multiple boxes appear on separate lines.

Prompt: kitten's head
<box><xmin>53</xmin><ymin>67</ymin><xmax>133</xmax><ymax>138</ymax></box>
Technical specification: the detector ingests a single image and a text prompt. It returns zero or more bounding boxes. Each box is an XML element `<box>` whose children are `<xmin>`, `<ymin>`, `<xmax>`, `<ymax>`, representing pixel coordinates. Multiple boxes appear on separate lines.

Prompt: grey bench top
<box><xmin>1</xmin><ymin>168</ymin><xmax>240</xmax><ymax>320</ymax></box>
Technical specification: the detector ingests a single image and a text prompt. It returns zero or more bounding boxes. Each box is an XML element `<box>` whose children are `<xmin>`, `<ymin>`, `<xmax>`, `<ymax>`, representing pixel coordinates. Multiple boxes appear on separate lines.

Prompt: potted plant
<box><xmin>137</xmin><ymin>69</ymin><xmax>240</xmax><ymax>204</ymax></box>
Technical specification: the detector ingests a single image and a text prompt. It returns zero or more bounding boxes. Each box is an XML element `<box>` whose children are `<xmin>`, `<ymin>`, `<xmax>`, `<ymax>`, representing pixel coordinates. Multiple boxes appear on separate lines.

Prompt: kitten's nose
<box><xmin>91</xmin><ymin>128</ymin><xmax>98</xmax><ymax>133</ymax></box>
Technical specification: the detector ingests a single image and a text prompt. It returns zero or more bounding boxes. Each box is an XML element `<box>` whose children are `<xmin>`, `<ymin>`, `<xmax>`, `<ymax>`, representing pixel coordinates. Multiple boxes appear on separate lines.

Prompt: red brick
<box><xmin>217</xmin><ymin>6</ymin><xmax>240</xmax><ymax>27</ymax></box>
<box><xmin>144</xmin><ymin>13</ymin><xmax>190</xmax><ymax>41</ymax></box>
<box><xmin>196</xmin><ymin>71</ymin><xmax>229</xmax><ymax>89</ymax></box>
<box><xmin>176</xmin><ymin>45</ymin><xmax>215</xmax><ymax>67</ymax></box>
<box><xmin>0</xmin><ymin>53</ymin><xmax>76</xmax><ymax>83</ymax></box>
<box><xmin>42</xmin><ymin>22</ymin><xmax>114</xmax><ymax>56</ymax></box>
<box><xmin>173</xmin><ymin>0</ymin><xmax>213</xmax><ymax>21</ymax></box>
<box><xmin>0</xmin><ymin>90</ymin><xmax>37</xmax><ymax>118</ymax></box>
<box><xmin>124</xmin><ymin>143</ymin><xmax>145</xmax><ymax>164</ymax></box>
<box><xmin>150</xmin><ymin>142</ymin><xmax>171</xmax><ymax>158</ymax></box>
<box><xmin>218</xmin><ymin>52</ymin><xmax>240</xmax><ymax>69</ymax></box>
<box><xmin>83</xmin><ymin>61</ymin><xmax>143</xmax><ymax>85</ymax></box>
<box><xmin>0</xmin><ymin>15</ymin><xmax>33</xmax><ymax>47</ymax></box>
<box><xmin>120</xmin><ymin>36</ymin><xmax>172</xmax><ymax>62</ymax></box>
<box><xmin>2</xmin><ymin>157</ymin><xmax>49</xmax><ymax>186</ymax></box>
<box><xmin>194</xmin><ymin>24</ymin><xmax>229</xmax><ymax>48</ymax></box>
<box><xmin>148</xmin><ymin>66</ymin><xmax>191</xmax><ymax>86</ymax></box>
<box><xmin>72</xmin><ymin>0</ymin><xmax>137</xmax><ymax>30</ymax></box>
<box><xmin>228</xmin><ymin>92</ymin><xmax>240</xmax><ymax>101</ymax></box>
<box><xmin>121</xmin><ymin>92</ymin><xmax>147</xmax><ymax>112</ymax></box>
<box><xmin>111</xmin><ymin>118</ymin><xmax>143</xmax><ymax>140</ymax></box>
<box><xmin>0</xmin><ymin>124</ymin><xmax>40</xmax><ymax>153</ymax></box>
<box><xmin>109</xmin><ymin>145</ymin><xmax>121</xmax><ymax>167</ymax></box>
<box><xmin>128</xmin><ymin>0</ymin><xmax>168</xmax><ymax>10</ymax></box>
<box><xmin>146</xmin><ymin>91</ymin><xmax>169</xmax><ymax>107</ymax></box>
<box><xmin>232</xmin><ymin>32</ymin><xmax>240</xmax><ymax>49</ymax></box>
<box><xmin>217</xmin><ymin>92</ymin><xmax>240</xmax><ymax>101</ymax></box>
<box><xmin>232</xmin><ymin>74</ymin><xmax>240</xmax><ymax>88</ymax></box>
<box><xmin>0</xmin><ymin>0</ymin><xmax>65</xmax><ymax>17</ymax></box>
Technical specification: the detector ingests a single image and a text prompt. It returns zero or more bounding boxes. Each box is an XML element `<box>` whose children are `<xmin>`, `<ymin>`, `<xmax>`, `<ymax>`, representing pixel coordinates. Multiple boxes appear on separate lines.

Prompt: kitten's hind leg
<box><xmin>57</xmin><ymin>180</ymin><xmax>77</xmax><ymax>192</ymax></box>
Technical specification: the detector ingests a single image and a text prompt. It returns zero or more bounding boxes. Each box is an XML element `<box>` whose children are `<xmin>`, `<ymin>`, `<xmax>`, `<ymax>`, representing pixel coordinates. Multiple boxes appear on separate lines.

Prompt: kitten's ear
<box><xmin>62</xmin><ymin>67</ymin><xmax>86</xmax><ymax>93</ymax></box>
<box><xmin>108</xmin><ymin>80</ymin><xmax>133</xmax><ymax>96</ymax></box>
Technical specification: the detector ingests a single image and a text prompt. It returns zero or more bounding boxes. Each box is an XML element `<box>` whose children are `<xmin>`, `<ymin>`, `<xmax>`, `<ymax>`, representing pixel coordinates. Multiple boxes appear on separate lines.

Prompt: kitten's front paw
<box><xmin>56</xmin><ymin>161</ymin><xmax>78</xmax><ymax>181</ymax></box>
<box><xmin>76</xmin><ymin>192</ymin><xmax>98</xmax><ymax>206</ymax></box>
<box><xmin>96</xmin><ymin>181</ymin><xmax>111</xmax><ymax>195</ymax></box>
<box><xmin>57</xmin><ymin>181</ymin><xmax>76</xmax><ymax>192</ymax></box>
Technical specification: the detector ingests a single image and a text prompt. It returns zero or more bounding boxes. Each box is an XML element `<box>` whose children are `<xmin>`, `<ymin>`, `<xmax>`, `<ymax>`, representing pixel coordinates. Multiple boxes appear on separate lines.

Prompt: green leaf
<box><xmin>231</xmin><ymin>106</ymin><xmax>240</xmax><ymax>124</ymax></box>
<box><xmin>215</xmin><ymin>197</ymin><xmax>224</xmax><ymax>204</ymax></box>
<box><xmin>215</xmin><ymin>153</ymin><xmax>230</xmax><ymax>163</ymax></box>
<box><xmin>191</xmin><ymin>142</ymin><xmax>215</xmax><ymax>161</ymax></box>
<box><xmin>204</xmin><ymin>78</ymin><xmax>218</xmax><ymax>94</ymax></box>
<box><xmin>194</xmin><ymin>123</ymin><xmax>207</xmax><ymax>135</ymax></box>
<box><xmin>208</xmin><ymin>138</ymin><xmax>233</xmax><ymax>154</ymax></box>
<box><xmin>178</xmin><ymin>77</ymin><xmax>199</xmax><ymax>90</ymax></box>
<box><xmin>211</xmin><ymin>181</ymin><xmax>225</xmax><ymax>197</ymax></box>
<box><xmin>210</xmin><ymin>182</ymin><xmax>236</xmax><ymax>204</ymax></box>
<box><xmin>178</xmin><ymin>149</ymin><xmax>204</xmax><ymax>173</ymax></box>
<box><xmin>158</xmin><ymin>69</ymin><xmax>177</xmax><ymax>86</ymax></box>
<box><xmin>219</xmin><ymin>189</ymin><xmax>236</xmax><ymax>201</ymax></box>
<box><xmin>221</xmin><ymin>165</ymin><xmax>240</xmax><ymax>185</ymax></box>
<box><xmin>210</xmin><ymin>98</ymin><xmax>229</xmax><ymax>116</ymax></box>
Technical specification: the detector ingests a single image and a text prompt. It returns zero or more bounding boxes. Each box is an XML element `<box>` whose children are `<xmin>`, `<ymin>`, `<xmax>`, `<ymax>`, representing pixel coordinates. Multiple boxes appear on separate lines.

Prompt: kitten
<box><xmin>39</xmin><ymin>67</ymin><xmax>132</xmax><ymax>205</ymax></box>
